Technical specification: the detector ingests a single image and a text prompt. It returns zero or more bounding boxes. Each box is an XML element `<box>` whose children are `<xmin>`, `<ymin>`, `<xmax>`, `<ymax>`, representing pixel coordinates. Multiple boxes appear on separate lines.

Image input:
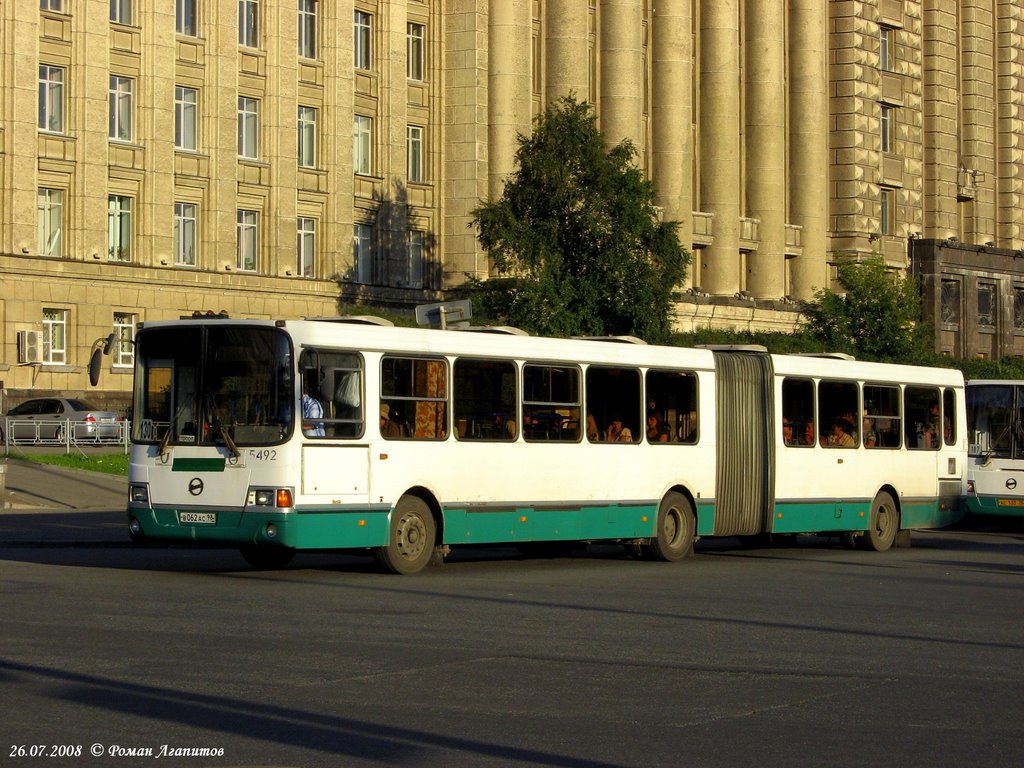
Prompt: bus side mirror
<box><xmin>88</xmin><ymin>347</ymin><xmax>103</xmax><ymax>387</ymax></box>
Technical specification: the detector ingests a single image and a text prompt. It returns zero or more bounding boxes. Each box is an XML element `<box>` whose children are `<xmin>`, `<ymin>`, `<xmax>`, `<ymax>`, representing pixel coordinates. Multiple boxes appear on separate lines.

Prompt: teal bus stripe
<box><xmin>172</xmin><ymin>457</ymin><xmax>227</xmax><ymax>472</ymax></box>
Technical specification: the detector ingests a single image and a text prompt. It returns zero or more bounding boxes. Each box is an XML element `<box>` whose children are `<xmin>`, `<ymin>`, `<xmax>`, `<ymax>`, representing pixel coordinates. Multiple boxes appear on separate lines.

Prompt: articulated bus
<box><xmin>126</xmin><ymin>317</ymin><xmax>966</xmax><ymax>573</ymax></box>
<box><xmin>964</xmin><ymin>380</ymin><xmax>1024</xmax><ymax>517</ymax></box>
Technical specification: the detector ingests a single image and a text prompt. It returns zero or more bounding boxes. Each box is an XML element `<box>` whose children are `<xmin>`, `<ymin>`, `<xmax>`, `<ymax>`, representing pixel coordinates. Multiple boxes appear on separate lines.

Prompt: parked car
<box><xmin>3</xmin><ymin>398</ymin><xmax>123</xmax><ymax>443</ymax></box>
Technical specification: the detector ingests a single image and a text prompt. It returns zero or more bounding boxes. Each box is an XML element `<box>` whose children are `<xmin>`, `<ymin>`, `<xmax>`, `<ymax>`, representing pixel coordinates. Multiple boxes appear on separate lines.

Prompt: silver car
<box><xmin>3</xmin><ymin>398</ymin><xmax>123</xmax><ymax>443</ymax></box>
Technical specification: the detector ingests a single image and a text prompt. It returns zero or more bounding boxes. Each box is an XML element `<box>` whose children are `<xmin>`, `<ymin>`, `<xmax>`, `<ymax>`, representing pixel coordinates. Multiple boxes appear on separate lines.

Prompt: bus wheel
<box><xmin>376</xmin><ymin>496</ymin><xmax>436</xmax><ymax>575</ymax></box>
<box><xmin>239</xmin><ymin>544</ymin><xmax>296</xmax><ymax>569</ymax></box>
<box><xmin>862</xmin><ymin>492</ymin><xmax>899</xmax><ymax>552</ymax></box>
<box><xmin>646</xmin><ymin>492</ymin><xmax>695</xmax><ymax>562</ymax></box>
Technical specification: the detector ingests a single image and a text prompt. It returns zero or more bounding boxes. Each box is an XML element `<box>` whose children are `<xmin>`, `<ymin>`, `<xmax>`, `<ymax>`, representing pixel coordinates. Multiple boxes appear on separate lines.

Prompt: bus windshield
<box><xmin>966</xmin><ymin>383</ymin><xmax>1024</xmax><ymax>458</ymax></box>
<box><xmin>132</xmin><ymin>325</ymin><xmax>293</xmax><ymax>447</ymax></box>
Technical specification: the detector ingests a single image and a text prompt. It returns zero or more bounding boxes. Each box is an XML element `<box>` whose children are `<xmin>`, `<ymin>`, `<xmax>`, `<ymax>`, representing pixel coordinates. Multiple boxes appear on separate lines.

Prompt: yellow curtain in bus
<box><xmin>414</xmin><ymin>360</ymin><xmax>447</xmax><ymax>438</ymax></box>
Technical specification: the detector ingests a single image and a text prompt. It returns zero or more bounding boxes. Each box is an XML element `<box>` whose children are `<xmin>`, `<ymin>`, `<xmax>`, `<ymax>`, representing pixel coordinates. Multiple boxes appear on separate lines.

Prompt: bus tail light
<box><xmin>277</xmin><ymin>489</ymin><xmax>293</xmax><ymax>508</ymax></box>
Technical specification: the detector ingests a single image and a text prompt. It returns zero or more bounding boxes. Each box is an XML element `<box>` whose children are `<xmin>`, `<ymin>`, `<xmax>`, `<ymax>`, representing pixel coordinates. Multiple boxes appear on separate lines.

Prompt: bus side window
<box><xmin>943</xmin><ymin>388</ymin><xmax>956</xmax><ymax>445</ymax></box>
<box><xmin>645</xmin><ymin>369</ymin><xmax>698</xmax><ymax>444</ymax></box>
<box><xmin>819</xmin><ymin>380</ymin><xmax>859</xmax><ymax>448</ymax></box>
<box><xmin>381</xmin><ymin>356</ymin><xmax>448</xmax><ymax>440</ymax></box>
<box><xmin>522</xmin><ymin>363</ymin><xmax>581</xmax><ymax>442</ymax></box>
<box><xmin>905</xmin><ymin>385</ymin><xmax>941</xmax><ymax>450</ymax></box>
<box><xmin>586</xmin><ymin>366</ymin><xmax>641</xmax><ymax>443</ymax></box>
<box><xmin>864</xmin><ymin>383</ymin><xmax>901</xmax><ymax>449</ymax></box>
<box><xmin>300</xmin><ymin>349</ymin><xmax>365</xmax><ymax>439</ymax></box>
<box><xmin>453</xmin><ymin>358</ymin><xmax>517</xmax><ymax>441</ymax></box>
<box><xmin>781</xmin><ymin>377</ymin><xmax>814</xmax><ymax>447</ymax></box>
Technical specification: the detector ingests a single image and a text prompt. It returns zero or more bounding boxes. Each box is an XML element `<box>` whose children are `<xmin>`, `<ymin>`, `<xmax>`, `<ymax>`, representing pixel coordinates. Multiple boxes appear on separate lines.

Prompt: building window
<box><xmin>297</xmin><ymin>217</ymin><xmax>316</xmax><ymax>277</ymax></box>
<box><xmin>111</xmin><ymin>0</ymin><xmax>132</xmax><ymax>25</ymax></box>
<box><xmin>109</xmin><ymin>75</ymin><xmax>134</xmax><ymax>142</ymax></box>
<box><xmin>38</xmin><ymin>65</ymin><xmax>64</xmax><ymax>133</ymax></box>
<box><xmin>37</xmin><ymin>188</ymin><xmax>64</xmax><ymax>258</ymax></box>
<box><xmin>238</xmin><ymin>96</ymin><xmax>259</xmax><ymax>159</ymax></box>
<box><xmin>113</xmin><ymin>312</ymin><xmax>137</xmax><ymax>368</ymax></box>
<box><xmin>977</xmin><ymin>283</ymin><xmax>996</xmax><ymax>327</ymax></box>
<box><xmin>940</xmin><ymin>278</ymin><xmax>961</xmax><ymax>326</ymax></box>
<box><xmin>406</xmin><ymin>230</ymin><xmax>425</xmax><ymax>288</ymax></box>
<box><xmin>407</xmin><ymin>22</ymin><xmax>425</xmax><ymax>81</ymax></box>
<box><xmin>174</xmin><ymin>202</ymin><xmax>197</xmax><ymax>266</ymax></box>
<box><xmin>879</xmin><ymin>26</ymin><xmax>894</xmax><ymax>72</ymax></box>
<box><xmin>407</xmin><ymin>124</ymin><xmax>423</xmax><ymax>183</ymax></box>
<box><xmin>237</xmin><ymin>209</ymin><xmax>258</xmax><ymax>271</ymax></box>
<box><xmin>880</xmin><ymin>105</ymin><xmax>893</xmax><ymax>153</ymax></box>
<box><xmin>175</xmin><ymin>86</ymin><xmax>198</xmax><ymax>150</ymax></box>
<box><xmin>353</xmin><ymin>115</ymin><xmax>372</xmax><ymax>175</ymax></box>
<box><xmin>41</xmin><ymin>0</ymin><xmax>63</xmax><ymax>11</ymax></box>
<box><xmin>880</xmin><ymin>187</ymin><xmax>895</xmax><ymax>236</ymax></box>
<box><xmin>353</xmin><ymin>223</ymin><xmax>373</xmax><ymax>284</ymax></box>
<box><xmin>239</xmin><ymin>0</ymin><xmax>258</xmax><ymax>47</ymax></box>
<box><xmin>298</xmin><ymin>0</ymin><xmax>317</xmax><ymax>59</ymax></box>
<box><xmin>354</xmin><ymin>10</ymin><xmax>372</xmax><ymax>70</ymax></box>
<box><xmin>42</xmin><ymin>308</ymin><xmax>68</xmax><ymax>365</ymax></box>
<box><xmin>1014</xmin><ymin>287</ymin><xmax>1024</xmax><ymax>330</ymax></box>
<box><xmin>298</xmin><ymin>105</ymin><xmax>317</xmax><ymax>168</ymax></box>
<box><xmin>177</xmin><ymin>0</ymin><xmax>197</xmax><ymax>36</ymax></box>
<box><xmin>108</xmin><ymin>195</ymin><xmax>132</xmax><ymax>262</ymax></box>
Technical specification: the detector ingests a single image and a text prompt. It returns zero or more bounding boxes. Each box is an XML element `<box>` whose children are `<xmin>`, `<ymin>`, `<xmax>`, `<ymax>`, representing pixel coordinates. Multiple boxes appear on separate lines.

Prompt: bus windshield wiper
<box><xmin>220</xmin><ymin>426</ymin><xmax>241</xmax><ymax>459</ymax></box>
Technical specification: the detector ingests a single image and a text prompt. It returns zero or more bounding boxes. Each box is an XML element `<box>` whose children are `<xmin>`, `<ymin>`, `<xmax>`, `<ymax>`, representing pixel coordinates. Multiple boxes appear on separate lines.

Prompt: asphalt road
<box><xmin>1</xmin><ymin>477</ymin><xmax>1021</xmax><ymax>768</ymax></box>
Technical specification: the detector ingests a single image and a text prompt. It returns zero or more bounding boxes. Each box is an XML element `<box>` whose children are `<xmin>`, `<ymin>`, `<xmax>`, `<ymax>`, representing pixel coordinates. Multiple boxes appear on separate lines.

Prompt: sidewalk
<box><xmin>0</xmin><ymin>458</ymin><xmax>129</xmax><ymax>544</ymax></box>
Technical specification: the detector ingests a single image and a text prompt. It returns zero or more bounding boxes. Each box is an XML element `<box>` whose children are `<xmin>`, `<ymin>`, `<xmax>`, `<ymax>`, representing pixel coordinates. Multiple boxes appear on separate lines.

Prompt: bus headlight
<box><xmin>129</xmin><ymin>484</ymin><xmax>149</xmax><ymax>504</ymax></box>
<box><xmin>253</xmin><ymin>489</ymin><xmax>275</xmax><ymax>506</ymax></box>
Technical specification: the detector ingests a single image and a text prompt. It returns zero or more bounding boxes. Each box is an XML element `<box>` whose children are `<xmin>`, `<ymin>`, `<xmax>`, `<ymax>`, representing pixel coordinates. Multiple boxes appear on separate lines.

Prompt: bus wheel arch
<box><xmin>646</xmin><ymin>489</ymin><xmax>697</xmax><ymax>562</ymax></box>
<box><xmin>861</xmin><ymin>488</ymin><xmax>900</xmax><ymax>552</ymax></box>
<box><xmin>376</xmin><ymin>489</ymin><xmax>441</xmax><ymax>575</ymax></box>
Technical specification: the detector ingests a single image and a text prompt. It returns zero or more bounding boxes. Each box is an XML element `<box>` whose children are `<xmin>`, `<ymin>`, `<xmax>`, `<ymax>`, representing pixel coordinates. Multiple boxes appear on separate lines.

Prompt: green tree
<box><xmin>801</xmin><ymin>257</ymin><xmax>929</xmax><ymax>361</ymax></box>
<box><xmin>470</xmin><ymin>96</ymin><xmax>689</xmax><ymax>343</ymax></box>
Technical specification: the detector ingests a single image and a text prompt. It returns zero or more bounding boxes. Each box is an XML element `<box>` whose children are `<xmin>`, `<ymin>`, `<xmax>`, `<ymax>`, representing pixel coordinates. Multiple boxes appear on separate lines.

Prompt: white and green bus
<box><xmin>126</xmin><ymin>316</ymin><xmax>966</xmax><ymax>573</ymax></box>
<box><xmin>964</xmin><ymin>379</ymin><xmax>1024</xmax><ymax>518</ymax></box>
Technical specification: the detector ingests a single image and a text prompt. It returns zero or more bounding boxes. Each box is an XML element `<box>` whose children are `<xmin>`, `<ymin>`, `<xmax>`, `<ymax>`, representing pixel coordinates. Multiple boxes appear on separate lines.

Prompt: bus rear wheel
<box><xmin>240</xmin><ymin>544</ymin><xmax>296</xmax><ymax>569</ymax></box>
<box><xmin>861</xmin><ymin>491</ymin><xmax>899</xmax><ymax>552</ymax></box>
<box><xmin>376</xmin><ymin>496</ymin><xmax>436</xmax><ymax>575</ymax></box>
<box><xmin>646</xmin><ymin>492</ymin><xmax>695</xmax><ymax>562</ymax></box>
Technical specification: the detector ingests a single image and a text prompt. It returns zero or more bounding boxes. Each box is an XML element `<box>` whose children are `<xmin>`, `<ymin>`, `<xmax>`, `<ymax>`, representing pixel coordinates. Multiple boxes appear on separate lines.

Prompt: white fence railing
<box><xmin>2</xmin><ymin>418</ymin><xmax>130</xmax><ymax>454</ymax></box>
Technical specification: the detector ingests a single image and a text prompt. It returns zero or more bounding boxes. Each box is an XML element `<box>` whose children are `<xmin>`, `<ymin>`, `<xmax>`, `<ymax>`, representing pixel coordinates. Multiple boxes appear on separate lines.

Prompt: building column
<box><xmin>788</xmin><ymin>0</ymin><xmax>829</xmax><ymax>300</ymax></box>
<box><xmin>922</xmin><ymin>1</ymin><xmax>960</xmax><ymax>238</ymax></box>
<box><xmin>546</xmin><ymin>0</ymin><xmax>590</xmax><ymax>102</ymax></box>
<box><xmin>699</xmin><ymin>0</ymin><xmax>741</xmax><ymax>296</ymax></box>
<box><xmin>744</xmin><ymin>0</ymin><xmax>786</xmax><ymax>299</ymax></box>
<box><xmin>651</xmin><ymin>0</ymin><xmax>693</xmax><ymax>276</ymax></box>
<box><xmin>995</xmin><ymin>0</ymin><xmax>1024</xmax><ymax>247</ymax></box>
<box><xmin>600</xmin><ymin>0</ymin><xmax>643</xmax><ymax>149</ymax></box>
<box><xmin>488</xmin><ymin>0</ymin><xmax>532</xmax><ymax>201</ymax></box>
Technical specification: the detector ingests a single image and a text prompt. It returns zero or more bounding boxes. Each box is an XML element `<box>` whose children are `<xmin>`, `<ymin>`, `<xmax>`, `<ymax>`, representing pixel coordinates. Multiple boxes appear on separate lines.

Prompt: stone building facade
<box><xmin>2</xmin><ymin>0</ymin><xmax>1024</xmax><ymax>409</ymax></box>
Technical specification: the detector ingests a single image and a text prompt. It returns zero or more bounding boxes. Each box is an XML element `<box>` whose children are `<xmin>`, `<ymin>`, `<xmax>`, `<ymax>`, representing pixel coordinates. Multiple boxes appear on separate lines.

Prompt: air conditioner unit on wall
<box><xmin>17</xmin><ymin>330</ymin><xmax>43</xmax><ymax>364</ymax></box>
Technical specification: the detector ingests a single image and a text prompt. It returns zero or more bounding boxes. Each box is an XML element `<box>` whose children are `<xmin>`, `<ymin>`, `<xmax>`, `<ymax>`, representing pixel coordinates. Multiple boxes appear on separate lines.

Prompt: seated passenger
<box><xmin>646</xmin><ymin>410</ymin><xmax>669</xmax><ymax>443</ymax></box>
<box><xmin>379</xmin><ymin>403</ymin><xmax>403</xmax><ymax>438</ymax></box>
<box><xmin>827</xmin><ymin>417</ymin><xmax>856</xmax><ymax>447</ymax></box>
<box><xmin>605</xmin><ymin>413</ymin><xmax>633</xmax><ymax>443</ymax></box>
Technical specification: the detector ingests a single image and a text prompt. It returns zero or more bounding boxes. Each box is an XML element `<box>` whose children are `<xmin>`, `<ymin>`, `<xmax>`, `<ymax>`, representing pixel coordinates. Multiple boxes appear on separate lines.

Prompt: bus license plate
<box><xmin>179</xmin><ymin>512</ymin><xmax>216</xmax><ymax>524</ymax></box>
<box><xmin>996</xmin><ymin>499</ymin><xmax>1024</xmax><ymax>507</ymax></box>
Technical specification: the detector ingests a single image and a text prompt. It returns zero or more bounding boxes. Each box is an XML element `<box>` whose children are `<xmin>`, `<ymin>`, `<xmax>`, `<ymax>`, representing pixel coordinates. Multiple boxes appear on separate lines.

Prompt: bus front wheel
<box><xmin>861</xmin><ymin>491</ymin><xmax>899</xmax><ymax>552</ymax></box>
<box><xmin>646</xmin><ymin>492</ymin><xmax>695</xmax><ymax>562</ymax></box>
<box><xmin>376</xmin><ymin>496</ymin><xmax>437</xmax><ymax>575</ymax></box>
